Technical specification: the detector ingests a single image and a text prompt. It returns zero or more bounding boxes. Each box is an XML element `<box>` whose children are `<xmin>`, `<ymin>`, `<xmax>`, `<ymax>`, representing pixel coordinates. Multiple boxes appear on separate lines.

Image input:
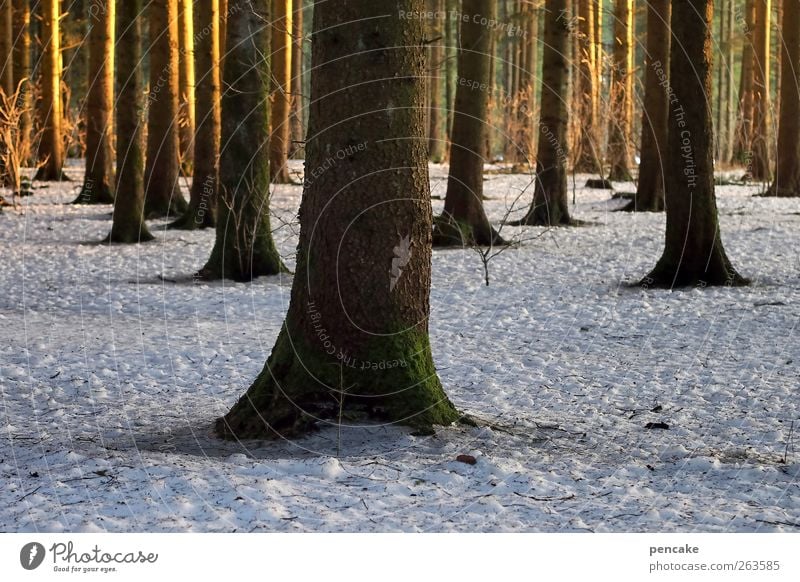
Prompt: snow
<box><xmin>1</xmin><ymin>159</ymin><xmax>798</xmax><ymax>532</ymax></box>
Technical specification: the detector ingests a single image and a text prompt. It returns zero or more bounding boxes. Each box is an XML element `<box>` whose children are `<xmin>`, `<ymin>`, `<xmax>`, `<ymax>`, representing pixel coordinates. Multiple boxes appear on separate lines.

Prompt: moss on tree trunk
<box><xmin>642</xmin><ymin>0</ymin><xmax>746</xmax><ymax>288</ymax></box>
<box><xmin>216</xmin><ymin>0</ymin><xmax>460</xmax><ymax>440</ymax></box>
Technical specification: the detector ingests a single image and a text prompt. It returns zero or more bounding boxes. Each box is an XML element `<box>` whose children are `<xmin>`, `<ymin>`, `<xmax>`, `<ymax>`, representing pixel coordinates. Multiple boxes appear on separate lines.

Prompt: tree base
<box><xmin>144</xmin><ymin>195</ymin><xmax>189</xmax><ymax>219</ymax></box>
<box><xmin>432</xmin><ymin>214</ymin><xmax>505</xmax><ymax>247</ymax></box>
<box><xmin>34</xmin><ymin>167</ymin><xmax>69</xmax><ymax>182</ymax></box>
<box><xmin>73</xmin><ymin>183</ymin><xmax>114</xmax><ymax>205</ymax></box>
<box><xmin>617</xmin><ymin>194</ymin><xmax>664</xmax><ymax>212</ymax></box>
<box><xmin>509</xmin><ymin>208</ymin><xmax>578</xmax><ymax>227</ymax></box>
<box><xmin>168</xmin><ymin>206</ymin><xmax>216</xmax><ymax>230</ymax></box>
<box><xmin>641</xmin><ymin>254</ymin><xmax>749</xmax><ymax>289</ymax></box>
<box><xmin>759</xmin><ymin>185</ymin><xmax>800</xmax><ymax>198</ymax></box>
<box><xmin>103</xmin><ymin>226</ymin><xmax>155</xmax><ymax>244</ymax></box>
<box><xmin>215</xmin><ymin>326</ymin><xmax>461</xmax><ymax>440</ymax></box>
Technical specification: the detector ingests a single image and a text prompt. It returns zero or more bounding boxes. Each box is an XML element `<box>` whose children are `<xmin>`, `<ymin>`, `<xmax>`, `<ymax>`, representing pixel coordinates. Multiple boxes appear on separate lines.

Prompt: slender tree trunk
<box><xmin>199</xmin><ymin>0</ymin><xmax>285</xmax><ymax>281</ymax></box>
<box><xmin>510</xmin><ymin>1</ymin><xmax>538</xmax><ymax>166</ymax></box>
<box><xmin>622</xmin><ymin>0</ymin><xmax>669</xmax><ymax>212</ymax></box>
<box><xmin>269</xmin><ymin>0</ymin><xmax>292</xmax><ymax>183</ymax></box>
<box><xmin>220</xmin><ymin>0</ymin><xmax>228</xmax><ymax>74</ymax></box>
<box><xmin>749</xmin><ymin>0</ymin><xmax>771</xmax><ymax>181</ymax></box>
<box><xmin>434</xmin><ymin>0</ymin><xmax>502</xmax><ymax>246</ymax></box>
<box><xmin>766</xmin><ymin>0</ymin><xmax>800</xmax><ymax>196</ymax></box>
<box><xmin>723</xmin><ymin>0</ymin><xmax>736</xmax><ymax>163</ymax></box>
<box><xmin>34</xmin><ymin>0</ymin><xmax>64</xmax><ymax>181</ymax></box>
<box><xmin>106</xmin><ymin>0</ymin><xmax>153</xmax><ymax>243</ymax></box>
<box><xmin>76</xmin><ymin>0</ymin><xmax>115</xmax><ymax>204</ymax></box>
<box><xmin>607</xmin><ymin>0</ymin><xmax>633</xmax><ymax>181</ymax></box>
<box><xmin>445</xmin><ymin>0</ymin><xmax>458</xmax><ymax>146</ymax></box>
<box><xmin>144</xmin><ymin>0</ymin><xmax>187</xmax><ymax>218</ymax></box>
<box><xmin>178</xmin><ymin>0</ymin><xmax>196</xmax><ymax>173</ymax></box>
<box><xmin>734</xmin><ymin>0</ymin><xmax>755</xmax><ymax>162</ymax></box>
<box><xmin>574</xmin><ymin>0</ymin><xmax>600</xmax><ymax>172</ymax></box>
<box><xmin>0</xmin><ymin>0</ymin><xmax>12</xmax><ymax>94</ymax></box>
<box><xmin>170</xmin><ymin>0</ymin><xmax>220</xmax><ymax>228</ymax></box>
<box><xmin>289</xmin><ymin>0</ymin><xmax>304</xmax><ymax>158</ymax></box>
<box><xmin>12</xmin><ymin>0</ymin><xmax>31</xmax><ymax>165</ymax></box>
<box><xmin>643</xmin><ymin>0</ymin><xmax>746</xmax><ymax>288</ymax></box>
<box><xmin>216</xmin><ymin>0</ymin><xmax>459</xmax><ymax>440</ymax></box>
<box><xmin>513</xmin><ymin>0</ymin><xmax>572</xmax><ymax>226</ymax></box>
<box><xmin>428</xmin><ymin>0</ymin><xmax>447</xmax><ymax>163</ymax></box>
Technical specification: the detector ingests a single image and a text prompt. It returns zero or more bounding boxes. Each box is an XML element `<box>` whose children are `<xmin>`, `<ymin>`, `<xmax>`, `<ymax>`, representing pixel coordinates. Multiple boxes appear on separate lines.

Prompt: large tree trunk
<box><xmin>643</xmin><ymin>0</ymin><xmax>746</xmax><ymax>288</ymax></box>
<box><xmin>289</xmin><ymin>0</ymin><xmax>304</xmax><ymax>158</ymax></box>
<box><xmin>106</xmin><ymin>0</ymin><xmax>153</xmax><ymax>243</ymax></box>
<box><xmin>434</xmin><ymin>0</ymin><xmax>501</xmax><ymax>246</ymax></box>
<box><xmin>34</xmin><ymin>0</ymin><xmax>64</xmax><ymax>181</ymax></box>
<box><xmin>765</xmin><ymin>0</ymin><xmax>800</xmax><ymax>196</ymax></box>
<box><xmin>216</xmin><ymin>0</ymin><xmax>460</xmax><ymax>440</ymax></box>
<box><xmin>574</xmin><ymin>0</ymin><xmax>600</xmax><ymax>173</ymax></box>
<box><xmin>268</xmin><ymin>0</ymin><xmax>292</xmax><ymax>183</ymax></box>
<box><xmin>76</xmin><ymin>0</ymin><xmax>115</xmax><ymax>204</ymax></box>
<box><xmin>170</xmin><ymin>0</ymin><xmax>220</xmax><ymax>229</ymax></box>
<box><xmin>144</xmin><ymin>0</ymin><xmax>187</xmax><ymax>218</ymax></box>
<box><xmin>734</xmin><ymin>0</ymin><xmax>755</xmax><ymax>163</ymax></box>
<box><xmin>12</xmin><ymin>0</ymin><xmax>31</xmax><ymax>165</ymax></box>
<box><xmin>513</xmin><ymin>0</ymin><xmax>572</xmax><ymax>226</ymax></box>
<box><xmin>749</xmin><ymin>0</ymin><xmax>771</xmax><ymax>181</ymax></box>
<box><xmin>622</xmin><ymin>0</ymin><xmax>669</xmax><ymax>212</ymax></box>
<box><xmin>178</xmin><ymin>0</ymin><xmax>196</xmax><ymax>173</ymax></box>
<box><xmin>199</xmin><ymin>0</ymin><xmax>285</xmax><ymax>281</ymax></box>
<box><xmin>428</xmin><ymin>0</ymin><xmax>446</xmax><ymax>163</ymax></box>
<box><xmin>606</xmin><ymin>0</ymin><xmax>633</xmax><ymax>181</ymax></box>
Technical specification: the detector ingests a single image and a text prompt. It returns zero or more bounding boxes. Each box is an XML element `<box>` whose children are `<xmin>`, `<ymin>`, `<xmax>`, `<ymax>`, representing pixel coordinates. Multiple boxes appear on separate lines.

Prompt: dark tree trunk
<box><xmin>428</xmin><ymin>0</ymin><xmax>446</xmax><ymax>163</ymax></box>
<box><xmin>199</xmin><ymin>0</ymin><xmax>285</xmax><ymax>281</ymax></box>
<box><xmin>216</xmin><ymin>0</ymin><xmax>459</xmax><ymax>440</ymax></box>
<box><xmin>513</xmin><ymin>0</ymin><xmax>572</xmax><ymax>226</ymax></box>
<box><xmin>606</xmin><ymin>0</ymin><xmax>633</xmax><ymax>182</ymax></box>
<box><xmin>734</xmin><ymin>0</ymin><xmax>755</xmax><ymax>163</ymax></box>
<box><xmin>574</xmin><ymin>0</ymin><xmax>600</xmax><ymax>173</ymax></box>
<box><xmin>433</xmin><ymin>0</ymin><xmax>502</xmax><ymax>246</ymax></box>
<box><xmin>268</xmin><ymin>0</ymin><xmax>292</xmax><ymax>183</ymax></box>
<box><xmin>642</xmin><ymin>0</ymin><xmax>746</xmax><ymax>288</ymax></box>
<box><xmin>765</xmin><ymin>0</ymin><xmax>800</xmax><ymax>196</ymax></box>
<box><xmin>749</xmin><ymin>0</ymin><xmax>771</xmax><ymax>181</ymax></box>
<box><xmin>12</xmin><ymin>0</ymin><xmax>31</xmax><ymax>166</ymax></box>
<box><xmin>106</xmin><ymin>0</ymin><xmax>153</xmax><ymax>243</ymax></box>
<box><xmin>444</xmin><ymin>0</ymin><xmax>458</xmax><ymax>145</ymax></box>
<box><xmin>143</xmin><ymin>0</ymin><xmax>187</xmax><ymax>218</ymax></box>
<box><xmin>170</xmin><ymin>0</ymin><xmax>220</xmax><ymax>229</ymax></box>
<box><xmin>34</xmin><ymin>0</ymin><xmax>65</xmax><ymax>181</ymax></box>
<box><xmin>0</xmin><ymin>0</ymin><xmax>12</xmax><ymax>94</ymax></box>
<box><xmin>76</xmin><ymin>0</ymin><xmax>115</xmax><ymax>204</ymax></box>
<box><xmin>289</xmin><ymin>0</ymin><xmax>304</xmax><ymax>158</ymax></box>
<box><xmin>622</xmin><ymin>0</ymin><xmax>669</xmax><ymax>212</ymax></box>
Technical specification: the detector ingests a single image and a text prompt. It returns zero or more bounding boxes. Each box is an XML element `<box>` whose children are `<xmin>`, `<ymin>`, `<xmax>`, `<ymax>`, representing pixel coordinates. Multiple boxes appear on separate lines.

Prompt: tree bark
<box><xmin>144</xmin><ymin>0</ymin><xmax>187</xmax><ymax>218</ymax></box>
<box><xmin>765</xmin><ymin>0</ymin><xmax>800</xmax><ymax>196</ymax></box>
<box><xmin>433</xmin><ymin>0</ymin><xmax>502</xmax><ymax>246</ymax></box>
<box><xmin>574</xmin><ymin>0</ymin><xmax>599</xmax><ymax>172</ymax></box>
<box><xmin>199</xmin><ymin>0</ymin><xmax>285</xmax><ymax>281</ymax></box>
<box><xmin>510</xmin><ymin>1</ymin><xmax>538</xmax><ymax>166</ymax></box>
<box><xmin>643</xmin><ymin>0</ymin><xmax>746</xmax><ymax>288</ymax></box>
<box><xmin>216</xmin><ymin>0</ymin><xmax>460</xmax><ymax>440</ymax></box>
<box><xmin>170</xmin><ymin>0</ymin><xmax>220</xmax><ymax>228</ymax></box>
<box><xmin>34</xmin><ymin>0</ymin><xmax>65</xmax><ymax>181</ymax></box>
<box><xmin>178</xmin><ymin>0</ymin><xmax>196</xmax><ymax>173</ymax></box>
<box><xmin>749</xmin><ymin>0</ymin><xmax>771</xmax><ymax>181</ymax></box>
<box><xmin>513</xmin><ymin>0</ymin><xmax>572</xmax><ymax>226</ymax></box>
<box><xmin>12</xmin><ymin>0</ymin><xmax>31</xmax><ymax>165</ymax></box>
<box><xmin>106</xmin><ymin>0</ymin><xmax>153</xmax><ymax>243</ymax></box>
<box><xmin>428</xmin><ymin>0</ymin><xmax>447</xmax><ymax>163</ymax></box>
<box><xmin>622</xmin><ymin>0</ymin><xmax>669</xmax><ymax>212</ymax></box>
<box><xmin>734</xmin><ymin>0</ymin><xmax>755</xmax><ymax>162</ymax></box>
<box><xmin>0</xmin><ymin>0</ymin><xmax>12</xmax><ymax>95</ymax></box>
<box><xmin>606</xmin><ymin>0</ymin><xmax>633</xmax><ymax>181</ymax></box>
<box><xmin>76</xmin><ymin>0</ymin><xmax>115</xmax><ymax>204</ymax></box>
<box><xmin>289</xmin><ymin>0</ymin><xmax>304</xmax><ymax>158</ymax></box>
<box><xmin>444</xmin><ymin>0</ymin><xmax>458</xmax><ymax>145</ymax></box>
<box><xmin>268</xmin><ymin>0</ymin><xmax>292</xmax><ymax>183</ymax></box>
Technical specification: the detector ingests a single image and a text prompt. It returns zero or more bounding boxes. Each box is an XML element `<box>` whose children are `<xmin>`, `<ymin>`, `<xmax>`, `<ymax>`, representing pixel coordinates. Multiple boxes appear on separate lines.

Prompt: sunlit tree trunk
<box><xmin>178</xmin><ymin>0</ymin><xmax>195</xmax><ymax>173</ymax></box>
<box><xmin>34</xmin><ymin>0</ymin><xmax>64</xmax><ymax>180</ymax></box>
<box><xmin>766</xmin><ymin>0</ymin><xmax>800</xmax><ymax>197</ymax></box>
<box><xmin>574</xmin><ymin>0</ymin><xmax>599</xmax><ymax>172</ymax></box>
<box><xmin>199</xmin><ymin>0</ymin><xmax>285</xmax><ymax>281</ymax></box>
<box><xmin>514</xmin><ymin>0</ymin><xmax>572</xmax><ymax>226</ymax></box>
<box><xmin>171</xmin><ymin>0</ymin><xmax>220</xmax><ymax>228</ymax></box>
<box><xmin>11</xmin><ymin>0</ymin><xmax>31</xmax><ymax>165</ymax></box>
<box><xmin>607</xmin><ymin>0</ymin><xmax>633</xmax><ymax>181</ymax></box>
<box><xmin>643</xmin><ymin>0</ymin><xmax>746</xmax><ymax>288</ymax></box>
<box><xmin>216</xmin><ymin>0</ymin><xmax>459</xmax><ymax>440</ymax></box>
<box><xmin>107</xmin><ymin>0</ymin><xmax>153</xmax><ymax>243</ymax></box>
<box><xmin>143</xmin><ymin>0</ymin><xmax>187</xmax><ymax>217</ymax></box>
<box><xmin>0</xmin><ymin>0</ymin><xmax>12</xmax><ymax>95</ymax></box>
<box><xmin>269</xmin><ymin>0</ymin><xmax>292</xmax><ymax>183</ymax></box>
<box><xmin>433</xmin><ymin>0</ymin><xmax>502</xmax><ymax>246</ymax></box>
<box><xmin>76</xmin><ymin>0</ymin><xmax>115</xmax><ymax>204</ymax></box>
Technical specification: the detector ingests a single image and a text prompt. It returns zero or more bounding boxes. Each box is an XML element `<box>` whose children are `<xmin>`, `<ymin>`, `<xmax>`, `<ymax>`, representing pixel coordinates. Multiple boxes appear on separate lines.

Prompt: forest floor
<box><xmin>1</xmin><ymin>160</ymin><xmax>798</xmax><ymax>532</ymax></box>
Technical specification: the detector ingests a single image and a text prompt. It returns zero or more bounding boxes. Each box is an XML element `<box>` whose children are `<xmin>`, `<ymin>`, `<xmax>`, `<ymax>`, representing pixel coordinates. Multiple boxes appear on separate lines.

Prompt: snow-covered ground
<box><xmin>1</xmin><ymin>159</ymin><xmax>798</xmax><ymax>532</ymax></box>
